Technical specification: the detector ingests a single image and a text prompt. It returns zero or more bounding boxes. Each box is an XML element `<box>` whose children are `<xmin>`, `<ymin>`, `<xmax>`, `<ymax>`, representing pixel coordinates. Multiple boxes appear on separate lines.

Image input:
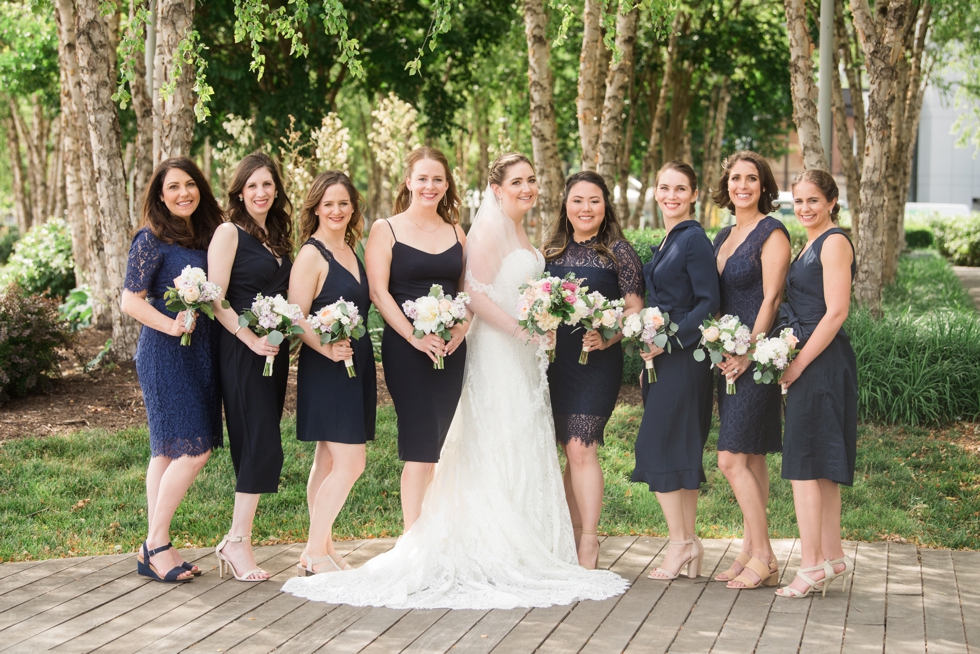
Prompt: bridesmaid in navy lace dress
<box><xmin>365</xmin><ymin>147</ymin><xmax>469</xmax><ymax>532</ymax></box>
<box><xmin>633</xmin><ymin>162</ymin><xmax>720</xmax><ymax>580</ymax></box>
<box><xmin>776</xmin><ymin>170</ymin><xmax>857</xmax><ymax>599</ymax></box>
<box><xmin>289</xmin><ymin>171</ymin><xmax>377</xmax><ymax>575</ymax></box>
<box><xmin>209</xmin><ymin>153</ymin><xmax>294</xmax><ymax>582</ymax></box>
<box><xmin>710</xmin><ymin>152</ymin><xmax>791</xmax><ymax>589</ymax></box>
<box><xmin>121</xmin><ymin>157</ymin><xmax>223</xmax><ymax>582</ymax></box>
<box><xmin>542</xmin><ymin>171</ymin><xmax>645</xmax><ymax>569</ymax></box>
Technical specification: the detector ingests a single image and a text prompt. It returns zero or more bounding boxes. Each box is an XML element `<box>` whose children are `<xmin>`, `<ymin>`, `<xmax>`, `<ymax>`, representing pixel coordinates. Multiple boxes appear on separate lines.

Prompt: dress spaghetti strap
<box><xmin>305</xmin><ymin>237</ymin><xmax>334</xmax><ymax>263</ymax></box>
<box><xmin>384</xmin><ymin>219</ymin><xmax>398</xmax><ymax>242</ymax></box>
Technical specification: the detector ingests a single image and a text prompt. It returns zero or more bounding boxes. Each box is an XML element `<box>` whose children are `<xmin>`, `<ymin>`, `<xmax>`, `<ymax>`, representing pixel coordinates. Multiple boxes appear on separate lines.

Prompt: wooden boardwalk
<box><xmin>0</xmin><ymin>536</ymin><xmax>976</xmax><ymax>653</ymax></box>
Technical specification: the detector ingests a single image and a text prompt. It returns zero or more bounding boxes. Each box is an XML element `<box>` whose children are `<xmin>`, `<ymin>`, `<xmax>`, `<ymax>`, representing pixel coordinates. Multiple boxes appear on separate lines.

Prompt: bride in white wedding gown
<box><xmin>281</xmin><ymin>154</ymin><xmax>628</xmax><ymax>609</ymax></box>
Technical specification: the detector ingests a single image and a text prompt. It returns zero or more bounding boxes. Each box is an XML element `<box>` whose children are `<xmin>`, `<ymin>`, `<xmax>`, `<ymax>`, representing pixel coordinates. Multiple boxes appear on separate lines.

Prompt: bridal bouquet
<box><xmin>163</xmin><ymin>266</ymin><xmax>225</xmax><ymax>346</ymax></box>
<box><xmin>750</xmin><ymin>327</ymin><xmax>800</xmax><ymax>395</ymax></box>
<box><xmin>402</xmin><ymin>284</ymin><xmax>470</xmax><ymax>370</ymax></box>
<box><xmin>693</xmin><ymin>314</ymin><xmax>752</xmax><ymax>395</ymax></box>
<box><xmin>239</xmin><ymin>293</ymin><xmax>305</xmax><ymax>376</ymax></box>
<box><xmin>622</xmin><ymin>307</ymin><xmax>678</xmax><ymax>382</ymax></box>
<box><xmin>517</xmin><ymin>272</ymin><xmax>587</xmax><ymax>362</ymax></box>
<box><xmin>307</xmin><ymin>298</ymin><xmax>367</xmax><ymax>378</ymax></box>
<box><xmin>573</xmin><ymin>291</ymin><xmax>625</xmax><ymax>365</ymax></box>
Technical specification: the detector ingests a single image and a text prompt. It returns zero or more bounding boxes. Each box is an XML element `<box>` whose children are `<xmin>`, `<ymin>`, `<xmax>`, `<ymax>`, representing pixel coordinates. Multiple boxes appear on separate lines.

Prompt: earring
<box><xmin>495</xmin><ymin>195</ymin><xmax>503</xmax><ymax>211</ymax></box>
<box><xmin>275</xmin><ymin>192</ymin><xmax>279</xmax><ymax>198</ymax></box>
<box><xmin>238</xmin><ymin>195</ymin><xmax>243</xmax><ymax>201</ymax></box>
<box><xmin>443</xmin><ymin>195</ymin><xmax>448</xmax><ymax>206</ymax></box>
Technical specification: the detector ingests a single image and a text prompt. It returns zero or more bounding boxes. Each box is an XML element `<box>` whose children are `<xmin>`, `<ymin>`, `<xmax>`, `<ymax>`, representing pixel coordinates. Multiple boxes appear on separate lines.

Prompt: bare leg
<box><xmin>564</xmin><ymin>439</ymin><xmax>603</xmax><ymax>569</ymax></box>
<box><xmin>818</xmin><ymin>479</ymin><xmax>846</xmax><ymax>573</ymax></box>
<box><xmin>302</xmin><ymin>442</ymin><xmax>366</xmax><ymax>573</ymax></box>
<box><xmin>651</xmin><ymin>489</ymin><xmax>699</xmax><ymax>578</ymax></box>
<box><xmin>145</xmin><ymin>455</ymin><xmax>170</xmax><ymax>532</ymax></box>
<box><xmin>145</xmin><ymin>451</ymin><xmax>209</xmax><ymax>578</ymax></box>
<box><xmin>561</xmin><ymin>448</ymin><xmax>582</xmax><ymax>548</ymax></box>
<box><xmin>307</xmin><ymin>443</ymin><xmax>334</xmax><ymax>519</ymax></box>
<box><xmin>220</xmin><ymin>492</ymin><xmax>269</xmax><ymax>580</ymax></box>
<box><xmin>748</xmin><ymin>453</ymin><xmax>773</xmax><ymax>558</ymax></box>
<box><xmin>785</xmin><ymin>479</ymin><xmax>828</xmax><ymax>593</ymax></box>
<box><xmin>401</xmin><ymin>461</ymin><xmax>435</xmax><ymax>532</ymax></box>
<box><xmin>717</xmin><ymin>451</ymin><xmax>772</xmax><ymax>587</ymax></box>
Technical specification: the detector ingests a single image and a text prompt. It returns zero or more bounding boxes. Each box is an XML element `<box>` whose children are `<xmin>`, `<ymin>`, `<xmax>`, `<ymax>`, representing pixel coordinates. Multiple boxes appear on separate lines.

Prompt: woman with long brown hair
<box><xmin>288</xmin><ymin>171</ymin><xmax>376</xmax><ymax>575</ymax></box>
<box><xmin>208</xmin><ymin>152</ymin><xmax>294</xmax><ymax>582</ymax></box>
<box><xmin>364</xmin><ymin>146</ymin><xmax>469</xmax><ymax>532</ymax></box>
<box><xmin>121</xmin><ymin>156</ymin><xmax>223</xmax><ymax>582</ymax></box>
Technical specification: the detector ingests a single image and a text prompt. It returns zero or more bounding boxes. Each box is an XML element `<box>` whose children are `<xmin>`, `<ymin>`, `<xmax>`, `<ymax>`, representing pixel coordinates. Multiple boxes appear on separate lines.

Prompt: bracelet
<box><xmin>512</xmin><ymin>324</ymin><xmax>520</xmax><ymax>336</ymax></box>
<box><xmin>234</xmin><ymin>324</ymin><xmax>242</xmax><ymax>336</ymax></box>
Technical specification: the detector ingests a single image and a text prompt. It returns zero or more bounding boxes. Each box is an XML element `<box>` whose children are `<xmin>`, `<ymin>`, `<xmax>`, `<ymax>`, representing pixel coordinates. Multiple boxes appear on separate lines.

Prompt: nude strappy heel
<box><xmin>215</xmin><ymin>534</ymin><xmax>267</xmax><ymax>582</ymax></box>
<box><xmin>648</xmin><ymin>537</ymin><xmax>703</xmax><ymax>580</ymax></box>
<box><xmin>296</xmin><ymin>550</ymin><xmax>342</xmax><ymax>576</ymax></box>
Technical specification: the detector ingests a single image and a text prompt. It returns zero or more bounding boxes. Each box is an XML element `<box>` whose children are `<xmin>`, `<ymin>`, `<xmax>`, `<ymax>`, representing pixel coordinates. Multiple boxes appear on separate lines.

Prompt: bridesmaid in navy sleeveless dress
<box><xmin>121</xmin><ymin>157</ymin><xmax>223</xmax><ymax>582</ymax></box>
<box><xmin>365</xmin><ymin>147</ymin><xmax>469</xmax><ymax>532</ymax></box>
<box><xmin>632</xmin><ymin>162</ymin><xmax>720</xmax><ymax>580</ymax></box>
<box><xmin>209</xmin><ymin>153</ymin><xmax>294</xmax><ymax>582</ymax></box>
<box><xmin>289</xmin><ymin>171</ymin><xmax>377</xmax><ymax>575</ymax></box>
<box><xmin>776</xmin><ymin>170</ymin><xmax>857</xmax><ymax>599</ymax></box>
<box><xmin>542</xmin><ymin>171</ymin><xmax>645</xmax><ymax>569</ymax></box>
<box><xmin>710</xmin><ymin>151</ymin><xmax>791</xmax><ymax>589</ymax></box>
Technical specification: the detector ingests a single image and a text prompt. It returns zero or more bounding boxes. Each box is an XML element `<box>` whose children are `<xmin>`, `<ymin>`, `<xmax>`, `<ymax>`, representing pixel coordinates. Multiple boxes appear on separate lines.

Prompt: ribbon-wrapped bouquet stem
<box><xmin>402</xmin><ymin>284</ymin><xmax>470</xmax><ymax>370</ymax></box>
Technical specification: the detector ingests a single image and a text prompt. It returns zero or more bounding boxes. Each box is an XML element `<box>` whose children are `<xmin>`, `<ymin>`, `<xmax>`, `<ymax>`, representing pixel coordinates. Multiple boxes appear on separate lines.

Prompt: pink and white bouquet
<box><xmin>164</xmin><ymin>265</ymin><xmax>225</xmax><ymax>346</ymax></box>
<box><xmin>307</xmin><ymin>298</ymin><xmax>367</xmax><ymax>378</ymax></box>
<box><xmin>402</xmin><ymin>284</ymin><xmax>470</xmax><ymax>370</ymax></box>
<box><xmin>622</xmin><ymin>307</ymin><xmax>679</xmax><ymax>383</ymax></box>
<box><xmin>517</xmin><ymin>272</ymin><xmax>587</xmax><ymax>362</ymax></box>
<box><xmin>693</xmin><ymin>314</ymin><xmax>752</xmax><ymax>395</ymax></box>
<box><xmin>573</xmin><ymin>291</ymin><xmax>625</xmax><ymax>365</ymax></box>
<box><xmin>239</xmin><ymin>293</ymin><xmax>305</xmax><ymax>376</ymax></box>
<box><xmin>750</xmin><ymin>327</ymin><xmax>800</xmax><ymax>395</ymax></box>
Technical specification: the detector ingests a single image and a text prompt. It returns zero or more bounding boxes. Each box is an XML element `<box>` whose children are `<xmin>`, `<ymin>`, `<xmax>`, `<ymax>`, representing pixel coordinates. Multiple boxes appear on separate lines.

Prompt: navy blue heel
<box><xmin>137</xmin><ymin>542</ymin><xmax>193</xmax><ymax>583</ymax></box>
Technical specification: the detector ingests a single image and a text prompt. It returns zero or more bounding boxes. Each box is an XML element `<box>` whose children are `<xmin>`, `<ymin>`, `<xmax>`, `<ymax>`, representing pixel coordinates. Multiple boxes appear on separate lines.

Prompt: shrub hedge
<box><xmin>0</xmin><ymin>218</ymin><xmax>75</xmax><ymax>300</ymax></box>
<box><xmin>931</xmin><ymin>213</ymin><xmax>980</xmax><ymax>267</ymax></box>
<box><xmin>0</xmin><ymin>224</ymin><xmax>19</xmax><ymax>265</ymax></box>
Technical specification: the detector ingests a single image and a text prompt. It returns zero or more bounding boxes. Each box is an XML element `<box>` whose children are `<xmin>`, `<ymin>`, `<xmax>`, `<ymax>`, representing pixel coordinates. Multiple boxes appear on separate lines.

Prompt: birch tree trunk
<box><xmin>784</xmin><ymin>0</ymin><xmax>829</xmax><ymax>170</ymax></box>
<box><xmin>60</xmin><ymin>75</ymin><xmax>89</xmax><ymax>282</ymax></box>
<box><xmin>699</xmin><ymin>75</ymin><xmax>731</xmax><ymax>224</ymax></box>
<box><xmin>48</xmin><ymin>117</ymin><xmax>66</xmax><ymax>221</ymax></box>
<box><xmin>850</xmin><ymin>0</ymin><xmax>911</xmax><ymax>315</ymax></box>
<box><xmin>74</xmin><ymin>0</ymin><xmax>141</xmax><ymax>357</ymax></box>
<box><xmin>523</xmin><ymin>0</ymin><xmax>564</xmax><ymax>239</ymax></box>
<box><xmin>577</xmin><ymin>0</ymin><xmax>604</xmax><ymax>171</ymax></box>
<box><xmin>616</xmin><ymin>73</ymin><xmax>638</xmax><ymax>220</ymax></box>
<box><xmin>12</xmin><ymin>97</ymin><xmax>51</xmax><ymax>224</ymax></box>
<box><xmin>596</xmin><ymin>4</ymin><xmax>640</xmax><ymax>191</ymax></box>
<box><xmin>662</xmin><ymin>61</ymin><xmax>695</xmax><ymax>162</ymax></box>
<box><xmin>129</xmin><ymin>0</ymin><xmax>154</xmax><ymax>221</ymax></box>
<box><xmin>153</xmin><ymin>0</ymin><xmax>195</xmax><ymax>162</ymax></box>
<box><xmin>3</xmin><ymin>112</ymin><xmax>32</xmax><ymax>233</ymax></box>
<box><xmin>832</xmin><ymin>0</ymin><xmax>862</xmax><ymax>247</ymax></box>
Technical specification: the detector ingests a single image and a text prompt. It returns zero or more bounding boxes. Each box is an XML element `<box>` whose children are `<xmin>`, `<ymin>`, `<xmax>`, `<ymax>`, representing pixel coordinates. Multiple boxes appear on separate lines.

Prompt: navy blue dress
<box><xmin>296</xmin><ymin>238</ymin><xmax>377</xmax><ymax>444</ymax></box>
<box><xmin>219</xmin><ymin>226</ymin><xmax>292</xmax><ymax>494</ymax></box>
<box><xmin>781</xmin><ymin>228</ymin><xmax>858</xmax><ymax>486</ymax></box>
<box><xmin>632</xmin><ymin>221</ymin><xmax>721</xmax><ymax>492</ymax></box>
<box><xmin>380</xmin><ymin>220</ymin><xmax>467</xmax><ymax>463</ymax></box>
<box><xmin>713</xmin><ymin>217</ymin><xmax>789</xmax><ymax>454</ymax></box>
<box><xmin>546</xmin><ymin>238</ymin><xmax>644</xmax><ymax>446</ymax></box>
<box><xmin>124</xmin><ymin>228</ymin><xmax>222</xmax><ymax>458</ymax></box>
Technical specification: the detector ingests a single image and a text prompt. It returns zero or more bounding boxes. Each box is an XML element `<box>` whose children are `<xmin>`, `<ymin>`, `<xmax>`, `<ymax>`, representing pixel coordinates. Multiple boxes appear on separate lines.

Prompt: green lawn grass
<box><xmin>2</xmin><ymin>405</ymin><xmax>977</xmax><ymax>562</ymax></box>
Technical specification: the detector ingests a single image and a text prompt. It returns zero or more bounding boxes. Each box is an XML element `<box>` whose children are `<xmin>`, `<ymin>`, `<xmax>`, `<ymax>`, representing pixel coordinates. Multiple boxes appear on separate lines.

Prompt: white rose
<box><xmin>600</xmin><ymin>310</ymin><xmax>618</xmax><ymax>328</ymax></box>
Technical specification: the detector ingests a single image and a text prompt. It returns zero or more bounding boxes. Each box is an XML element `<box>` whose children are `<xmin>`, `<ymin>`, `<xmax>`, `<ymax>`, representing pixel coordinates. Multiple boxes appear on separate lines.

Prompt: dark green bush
<box><xmin>932</xmin><ymin>214</ymin><xmax>980</xmax><ymax>267</ymax></box>
<box><xmin>0</xmin><ymin>284</ymin><xmax>74</xmax><ymax>405</ymax></box>
<box><xmin>0</xmin><ymin>225</ymin><xmax>19</xmax><ymax>265</ymax></box>
<box><xmin>0</xmin><ymin>218</ymin><xmax>75</xmax><ymax>299</ymax></box>
<box><xmin>904</xmin><ymin>227</ymin><xmax>934</xmax><ymax>249</ymax></box>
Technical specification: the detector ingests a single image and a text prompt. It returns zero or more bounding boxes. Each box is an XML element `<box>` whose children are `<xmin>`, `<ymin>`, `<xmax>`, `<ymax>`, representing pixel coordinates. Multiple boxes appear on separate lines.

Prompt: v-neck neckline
<box><xmin>313</xmin><ymin>238</ymin><xmax>363</xmax><ymax>285</ymax></box>
<box><xmin>716</xmin><ymin>217</ymin><xmax>766</xmax><ymax>277</ymax></box>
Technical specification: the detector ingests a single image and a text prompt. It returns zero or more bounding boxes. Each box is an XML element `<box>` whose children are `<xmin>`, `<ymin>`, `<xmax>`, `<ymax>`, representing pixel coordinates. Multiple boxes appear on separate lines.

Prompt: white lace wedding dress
<box><xmin>281</xmin><ymin>246</ymin><xmax>628</xmax><ymax>610</ymax></box>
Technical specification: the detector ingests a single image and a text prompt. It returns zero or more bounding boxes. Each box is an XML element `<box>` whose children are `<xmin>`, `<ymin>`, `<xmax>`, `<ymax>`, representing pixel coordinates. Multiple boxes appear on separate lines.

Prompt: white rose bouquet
<box><xmin>693</xmin><ymin>314</ymin><xmax>752</xmax><ymax>395</ymax></box>
<box><xmin>573</xmin><ymin>291</ymin><xmax>625</xmax><ymax>365</ymax></box>
<box><xmin>517</xmin><ymin>272</ymin><xmax>587</xmax><ymax>362</ymax></box>
<box><xmin>402</xmin><ymin>284</ymin><xmax>470</xmax><ymax>370</ymax></box>
<box><xmin>622</xmin><ymin>306</ymin><xmax>679</xmax><ymax>383</ymax></box>
<box><xmin>307</xmin><ymin>297</ymin><xmax>367</xmax><ymax>378</ymax></box>
<box><xmin>163</xmin><ymin>265</ymin><xmax>225</xmax><ymax>346</ymax></box>
<box><xmin>239</xmin><ymin>293</ymin><xmax>306</xmax><ymax>376</ymax></box>
<box><xmin>750</xmin><ymin>327</ymin><xmax>800</xmax><ymax>396</ymax></box>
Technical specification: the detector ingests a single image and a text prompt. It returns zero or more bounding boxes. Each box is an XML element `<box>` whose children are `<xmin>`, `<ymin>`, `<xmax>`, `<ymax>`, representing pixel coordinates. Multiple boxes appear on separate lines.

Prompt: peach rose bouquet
<box><xmin>693</xmin><ymin>314</ymin><xmax>752</xmax><ymax>394</ymax></box>
<box><xmin>163</xmin><ymin>265</ymin><xmax>225</xmax><ymax>346</ymax></box>
<box><xmin>622</xmin><ymin>306</ymin><xmax>678</xmax><ymax>382</ymax></box>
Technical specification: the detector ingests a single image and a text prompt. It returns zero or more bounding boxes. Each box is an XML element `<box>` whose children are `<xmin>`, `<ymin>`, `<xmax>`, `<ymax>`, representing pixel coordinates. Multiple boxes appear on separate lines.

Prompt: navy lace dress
<box><xmin>124</xmin><ymin>228</ymin><xmax>222</xmax><ymax>458</ymax></box>
<box><xmin>296</xmin><ymin>238</ymin><xmax>377</xmax><ymax>444</ymax></box>
<box><xmin>782</xmin><ymin>228</ymin><xmax>858</xmax><ymax>485</ymax></box>
<box><xmin>546</xmin><ymin>238</ymin><xmax>644</xmax><ymax>446</ymax></box>
<box><xmin>712</xmin><ymin>217</ymin><xmax>789</xmax><ymax>454</ymax></box>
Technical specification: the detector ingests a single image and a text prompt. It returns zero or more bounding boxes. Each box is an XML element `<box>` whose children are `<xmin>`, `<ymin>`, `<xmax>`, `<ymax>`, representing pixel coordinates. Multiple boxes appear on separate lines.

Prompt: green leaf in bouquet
<box><xmin>440</xmin><ymin>329</ymin><xmax>452</xmax><ymax>340</ymax></box>
<box><xmin>653</xmin><ymin>333</ymin><xmax>668</xmax><ymax>348</ymax></box>
<box><xmin>709</xmin><ymin>350</ymin><xmax>724</xmax><ymax>365</ymax></box>
<box><xmin>267</xmin><ymin>330</ymin><xmax>284</xmax><ymax>345</ymax></box>
<box><xmin>601</xmin><ymin>327</ymin><xmax>618</xmax><ymax>339</ymax></box>
<box><xmin>331</xmin><ymin>322</ymin><xmax>342</xmax><ymax>334</ymax></box>
<box><xmin>352</xmin><ymin>325</ymin><xmax>366</xmax><ymax>339</ymax></box>
<box><xmin>762</xmin><ymin>370</ymin><xmax>774</xmax><ymax>384</ymax></box>
<box><xmin>239</xmin><ymin>313</ymin><xmax>253</xmax><ymax>328</ymax></box>
<box><xmin>428</xmin><ymin>284</ymin><xmax>444</xmax><ymax>298</ymax></box>
<box><xmin>221</xmin><ymin>299</ymin><xmax>231</xmax><ymax>309</ymax></box>
<box><xmin>199</xmin><ymin>304</ymin><xmax>215</xmax><ymax>320</ymax></box>
<box><xmin>338</xmin><ymin>303</ymin><xmax>349</xmax><ymax>316</ymax></box>
<box><xmin>413</xmin><ymin>329</ymin><xmax>425</xmax><ymax>339</ymax></box>
<box><xmin>754</xmin><ymin>370</ymin><xmax>763</xmax><ymax>381</ymax></box>
<box><xmin>319</xmin><ymin>333</ymin><xmax>331</xmax><ymax>346</ymax></box>
<box><xmin>289</xmin><ymin>325</ymin><xmax>305</xmax><ymax>335</ymax></box>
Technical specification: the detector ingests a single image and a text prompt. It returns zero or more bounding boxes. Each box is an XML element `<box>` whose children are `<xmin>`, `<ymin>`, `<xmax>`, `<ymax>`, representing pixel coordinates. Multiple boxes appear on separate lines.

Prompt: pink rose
<box><xmin>541</xmin><ymin>282</ymin><xmax>552</xmax><ymax>293</ymax></box>
<box><xmin>651</xmin><ymin>314</ymin><xmax>664</xmax><ymax>330</ymax></box>
<box><xmin>561</xmin><ymin>282</ymin><xmax>578</xmax><ymax>293</ymax></box>
<box><xmin>703</xmin><ymin>325</ymin><xmax>720</xmax><ymax>342</ymax></box>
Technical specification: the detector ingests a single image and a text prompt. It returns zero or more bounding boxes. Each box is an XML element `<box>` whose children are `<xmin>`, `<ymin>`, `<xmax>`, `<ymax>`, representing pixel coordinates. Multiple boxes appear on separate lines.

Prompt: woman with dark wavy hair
<box><xmin>288</xmin><ymin>170</ymin><xmax>376</xmax><ymax>574</ymax></box>
<box><xmin>121</xmin><ymin>156</ymin><xmax>223</xmax><ymax>582</ymax></box>
<box><xmin>542</xmin><ymin>171</ymin><xmax>645</xmax><ymax>568</ymax></box>
<box><xmin>208</xmin><ymin>152</ymin><xmax>294</xmax><ymax>582</ymax></box>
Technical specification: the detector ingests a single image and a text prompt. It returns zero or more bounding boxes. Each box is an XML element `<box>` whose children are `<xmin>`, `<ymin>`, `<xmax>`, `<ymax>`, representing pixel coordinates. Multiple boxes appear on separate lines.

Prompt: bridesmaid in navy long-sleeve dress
<box><xmin>289</xmin><ymin>171</ymin><xmax>377</xmax><ymax>575</ymax></box>
<box><xmin>121</xmin><ymin>157</ymin><xmax>224</xmax><ymax>583</ymax></box>
<box><xmin>632</xmin><ymin>162</ymin><xmax>720</xmax><ymax>581</ymax></box>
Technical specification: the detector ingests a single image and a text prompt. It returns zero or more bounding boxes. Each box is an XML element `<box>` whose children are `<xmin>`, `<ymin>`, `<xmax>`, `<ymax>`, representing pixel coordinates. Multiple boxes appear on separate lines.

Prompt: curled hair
<box><xmin>791</xmin><ymin>169</ymin><xmax>841</xmax><ymax>224</ymax></box>
<box><xmin>488</xmin><ymin>152</ymin><xmax>533</xmax><ymax>187</ymax></box>
<box><xmin>225</xmin><ymin>152</ymin><xmax>293</xmax><ymax>258</ymax></box>
<box><xmin>542</xmin><ymin>170</ymin><xmax>625</xmax><ymax>264</ymax></box>
<box><xmin>393</xmin><ymin>147</ymin><xmax>460</xmax><ymax>225</ymax></box>
<box><xmin>711</xmin><ymin>150</ymin><xmax>780</xmax><ymax>215</ymax></box>
<box><xmin>299</xmin><ymin>171</ymin><xmax>365</xmax><ymax>247</ymax></box>
<box><xmin>139</xmin><ymin>156</ymin><xmax>223</xmax><ymax>250</ymax></box>
<box><xmin>655</xmin><ymin>160</ymin><xmax>699</xmax><ymax>217</ymax></box>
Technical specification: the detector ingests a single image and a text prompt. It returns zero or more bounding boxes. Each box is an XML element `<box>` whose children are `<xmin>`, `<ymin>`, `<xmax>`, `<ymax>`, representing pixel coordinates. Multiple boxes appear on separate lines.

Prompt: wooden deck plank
<box><xmin>0</xmin><ymin>558</ymin><xmax>107</xmax><ymax>613</ymax></box>
<box><xmin>450</xmin><ymin>608</ymin><xmax>530</xmax><ymax>654</ymax></box>
<box><xmin>0</xmin><ymin>560</ymin><xmax>47</xmax><ymax>582</ymax></box>
<box><xmin>795</xmin><ymin>540</ymin><xmax>857</xmax><ymax>654</ymax></box>
<box><xmin>537</xmin><ymin>536</ymin><xmax>660</xmax><ymax>654</ymax></box>
<box><xmin>921</xmin><ymin>549</ymin><xmax>969</xmax><ymax>654</ymax></box>
<box><xmin>489</xmin><ymin>605</ymin><xmax>571</xmax><ymax>653</ymax></box>
<box><xmin>358</xmin><ymin>610</ymin><xmax>449</xmax><ymax>654</ymax></box>
<box><xmin>843</xmin><ymin>541</ymin><xmax>888</xmax><ymax>626</ymax></box>
<box><xmin>884</xmin><ymin>543</ymin><xmax>926</xmax><ymax>654</ymax></box>
<box><xmin>274</xmin><ymin>604</ymin><xmax>373</xmax><ymax>654</ymax></box>
<box><xmin>312</xmin><ymin>607</ymin><xmax>409</xmax><ymax>653</ymax></box>
<box><xmin>401</xmin><ymin>609</ymin><xmax>489</xmax><ymax>654</ymax></box>
<box><xmin>952</xmin><ymin>550</ymin><xmax>980</xmax><ymax>654</ymax></box>
<box><xmin>221</xmin><ymin>602</ymin><xmax>341</xmax><ymax>654</ymax></box>
<box><xmin>887</xmin><ymin>543</ymin><xmax>923</xmax><ymax>596</ymax></box>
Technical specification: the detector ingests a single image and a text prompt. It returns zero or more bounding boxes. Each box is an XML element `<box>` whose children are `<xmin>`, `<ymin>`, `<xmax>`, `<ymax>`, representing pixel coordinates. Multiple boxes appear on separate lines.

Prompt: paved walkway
<box><xmin>953</xmin><ymin>266</ymin><xmax>980</xmax><ymax>311</ymax></box>
<box><xmin>1</xmin><ymin>536</ymin><xmax>977</xmax><ymax>653</ymax></box>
